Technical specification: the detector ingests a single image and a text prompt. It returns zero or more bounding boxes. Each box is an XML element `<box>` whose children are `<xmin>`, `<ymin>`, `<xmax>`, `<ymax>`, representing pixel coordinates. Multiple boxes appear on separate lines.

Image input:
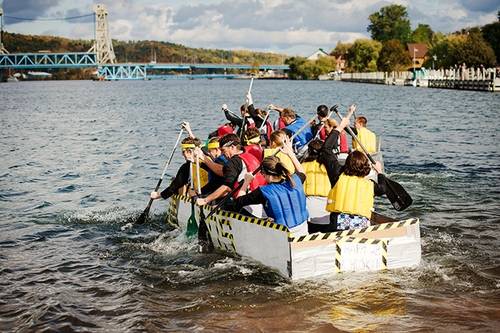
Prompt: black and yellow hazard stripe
<box><xmin>165</xmin><ymin>198</ymin><xmax>179</xmax><ymax>228</ymax></box>
<box><xmin>289</xmin><ymin>218</ymin><xmax>418</xmax><ymax>243</ymax></box>
<box><xmin>381</xmin><ymin>240</ymin><xmax>388</xmax><ymax>270</ymax></box>
<box><xmin>172</xmin><ymin>194</ymin><xmax>289</xmax><ymax>233</ymax></box>
<box><xmin>335</xmin><ymin>243</ymin><xmax>342</xmax><ymax>273</ymax></box>
<box><xmin>335</xmin><ymin>236</ymin><xmax>390</xmax><ymax>273</ymax></box>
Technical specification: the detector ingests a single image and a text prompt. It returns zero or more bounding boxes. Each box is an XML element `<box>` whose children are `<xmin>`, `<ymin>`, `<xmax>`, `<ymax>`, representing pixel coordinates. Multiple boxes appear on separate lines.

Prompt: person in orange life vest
<box><xmin>196</xmin><ymin>134</ymin><xmax>266</xmax><ymax>215</ymax></box>
<box><xmin>263</xmin><ymin>130</ymin><xmax>295</xmax><ymax>173</ymax></box>
<box><xmin>311</xmin><ymin>104</ymin><xmax>330</xmax><ymax>141</ymax></box>
<box><xmin>233</xmin><ymin>136</ymin><xmax>309</xmax><ymax>236</ymax></box>
<box><xmin>150</xmin><ymin>136</ymin><xmax>204</xmax><ymax>201</ymax></box>
<box><xmin>324</xmin><ymin>150</ymin><xmax>385</xmax><ymax>232</ymax></box>
<box><xmin>243</xmin><ymin>127</ymin><xmax>263</xmax><ymax>161</ymax></box>
<box><xmin>352</xmin><ymin>116</ymin><xmax>378</xmax><ymax>154</ymax></box>
<box><xmin>324</xmin><ymin>118</ymin><xmax>349</xmax><ymax>154</ymax></box>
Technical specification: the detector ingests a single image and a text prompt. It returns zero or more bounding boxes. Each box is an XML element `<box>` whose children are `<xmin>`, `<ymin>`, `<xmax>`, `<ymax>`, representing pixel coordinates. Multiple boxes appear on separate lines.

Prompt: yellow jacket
<box><xmin>326</xmin><ymin>174</ymin><xmax>374</xmax><ymax>219</ymax></box>
<box><xmin>263</xmin><ymin>148</ymin><xmax>295</xmax><ymax>174</ymax></box>
<box><xmin>302</xmin><ymin>160</ymin><xmax>331</xmax><ymax>197</ymax></box>
<box><xmin>353</xmin><ymin>127</ymin><xmax>377</xmax><ymax>154</ymax></box>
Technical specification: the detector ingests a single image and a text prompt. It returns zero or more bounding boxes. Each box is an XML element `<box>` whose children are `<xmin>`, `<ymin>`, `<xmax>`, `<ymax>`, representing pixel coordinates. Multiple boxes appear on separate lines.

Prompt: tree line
<box><xmin>286</xmin><ymin>5</ymin><xmax>499</xmax><ymax>79</ymax></box>
<box><xmin>2</xmin><ymin>31</ymin><xmax>285</xmax><ymax>75</ymax></box>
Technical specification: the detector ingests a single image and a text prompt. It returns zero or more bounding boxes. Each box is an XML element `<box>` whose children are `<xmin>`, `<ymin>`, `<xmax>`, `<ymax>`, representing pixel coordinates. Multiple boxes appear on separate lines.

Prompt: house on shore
<box><xmin>407</xmin><ymin>43</ymin><xmax>428</xmax><ymax>69</ymax></box>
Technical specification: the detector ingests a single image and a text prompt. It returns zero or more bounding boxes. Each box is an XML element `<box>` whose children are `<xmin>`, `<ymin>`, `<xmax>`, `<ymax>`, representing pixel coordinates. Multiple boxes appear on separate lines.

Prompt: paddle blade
<box><xmin>381</xmin><ymin>175</ymin><xmax>413</xmax><ymax>211</ymax></box>
<box><xmin>186</xmin><ymin>202</ymin><xmax>198</xmax><ymax>238</ymax></box>
<box><xmin>135</xmin><ymin>209</ymin><xmax>149</xmax><ymax>225</ymax></box>
<box><xmin>186</xmin><ymin>216</ymin><xmax>198</xmax><ymax>238</ymax></box>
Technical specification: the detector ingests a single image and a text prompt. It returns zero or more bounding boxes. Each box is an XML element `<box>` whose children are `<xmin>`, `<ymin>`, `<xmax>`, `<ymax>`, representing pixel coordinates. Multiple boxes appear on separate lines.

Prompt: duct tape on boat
<box><xmin>289</xmin><ymin>218</ymin><xmax>418</xmax><ymax>243</ymax></box>
<box><xmin>335</xmin><ymin>237</ymin><xmax>389</xmax><ymax>273</ymax></box>
<box><xmin>173</xmin><ymin>194</ymin><xmax>289</xmax><ymax>232</ymax></box>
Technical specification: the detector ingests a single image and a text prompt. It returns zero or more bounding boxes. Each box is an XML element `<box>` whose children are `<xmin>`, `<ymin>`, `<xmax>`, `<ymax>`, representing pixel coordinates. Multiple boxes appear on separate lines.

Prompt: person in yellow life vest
<box><xmin>324</xmin><ymin>150</ymin><xmax>386</xmax><ymax>232</ymax></box>
<box><xmin>352</xmin><ymin>116</ymin><xmax>377</xmax><ymax>154</ymax></box>
<box><xmin>194</xmin><ymin>137</ymin><xmax>229</xmax><ymax>195</ymax></box>
<box><xmin>302</xmin><ymin>109</ymin><xmax>353</xmax><ymax>233</ymax></box>
<box><xmin>263</xmin><ymin>130</ymin><xmax>295</xmax><ymax>173</ymax></box>
<box><xmin>150</xmin><ymin>137</ymin><xmax>208</xmax><ymax>201</ymax></box>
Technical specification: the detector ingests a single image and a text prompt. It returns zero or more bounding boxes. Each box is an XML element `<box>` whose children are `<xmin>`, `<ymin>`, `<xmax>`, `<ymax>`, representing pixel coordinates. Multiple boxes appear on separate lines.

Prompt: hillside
<box><xmin>2</xmin><ymin>31</ymin><xmax>286</xmax><ymax>65</ymax></box>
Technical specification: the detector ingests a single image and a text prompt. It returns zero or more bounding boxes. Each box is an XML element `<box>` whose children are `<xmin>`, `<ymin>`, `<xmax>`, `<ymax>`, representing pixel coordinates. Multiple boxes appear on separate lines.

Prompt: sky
<box><xmin>0</xmin><ymin>0</ymin><xmax>498</xmax><ymax>56</ymax></box>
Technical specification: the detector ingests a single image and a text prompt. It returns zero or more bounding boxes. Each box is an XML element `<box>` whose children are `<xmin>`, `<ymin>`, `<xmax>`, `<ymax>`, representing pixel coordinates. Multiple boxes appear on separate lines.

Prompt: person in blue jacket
<box><xmin>269</xmin><ymin>105</ymin><xmax>313</xmax><ymax>151</ymax></box>
<box><xmin>233</xmin><ymin>136</ymin><xmax>309</xmax><ymax>236</ymax></box>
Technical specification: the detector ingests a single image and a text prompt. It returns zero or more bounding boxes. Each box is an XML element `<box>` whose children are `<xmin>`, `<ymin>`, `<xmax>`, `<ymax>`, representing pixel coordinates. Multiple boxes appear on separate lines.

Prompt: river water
<box><xmin>0</xmin><ymin>79</ymin><xmax>499</xmax><ymax>332</ymax></box>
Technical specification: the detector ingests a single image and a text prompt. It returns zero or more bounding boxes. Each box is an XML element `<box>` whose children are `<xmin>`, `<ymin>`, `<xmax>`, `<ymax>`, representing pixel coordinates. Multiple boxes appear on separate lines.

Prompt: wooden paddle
<box><xmin>185</xmin><ymin>161</ymin><xmax>199</xmax><ymax>238</ymax></box>
<box><xmin>332</xmin><ymin>106</ymin><xmax>413</xmax><ymax>211</ymax></box>
<box><xmin>136</xmin><ymin>128</ymin><xmax>184</xmax><ymax>225</ymax></box>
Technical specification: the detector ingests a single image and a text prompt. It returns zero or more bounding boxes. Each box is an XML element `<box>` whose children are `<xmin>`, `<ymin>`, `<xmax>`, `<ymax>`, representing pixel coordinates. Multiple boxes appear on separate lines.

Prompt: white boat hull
<box><xmin>166</xmin><ymin>195</ymin><xmax>421</xmax><ymax>280</ymax></box>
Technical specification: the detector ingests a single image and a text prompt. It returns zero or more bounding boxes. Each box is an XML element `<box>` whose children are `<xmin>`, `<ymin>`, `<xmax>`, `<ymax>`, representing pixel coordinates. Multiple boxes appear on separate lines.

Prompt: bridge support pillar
<box><xmin>0</xmin><ymin>8</ymin><xmax>9</xmax><ymax>54</ymax></box>
<box><xmin>88</xmin><ymin>4</ymin><xmax>115</xmax><ymax>64</ymax></box>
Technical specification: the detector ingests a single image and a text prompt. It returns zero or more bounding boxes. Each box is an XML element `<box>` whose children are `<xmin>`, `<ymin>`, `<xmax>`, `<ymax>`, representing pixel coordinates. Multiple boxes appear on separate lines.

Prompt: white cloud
<box><xmin>2</xmin><ymin>0</ymin><xmax>498</xmax><ymax>56</ymax></box>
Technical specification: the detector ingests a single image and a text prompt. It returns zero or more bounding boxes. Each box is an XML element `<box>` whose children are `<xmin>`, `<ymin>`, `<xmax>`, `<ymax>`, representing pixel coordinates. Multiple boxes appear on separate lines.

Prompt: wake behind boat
<box><xmin>165</xmin><ymin>194</ymin><xmax>420</xmax><ymax>280</ymax></box>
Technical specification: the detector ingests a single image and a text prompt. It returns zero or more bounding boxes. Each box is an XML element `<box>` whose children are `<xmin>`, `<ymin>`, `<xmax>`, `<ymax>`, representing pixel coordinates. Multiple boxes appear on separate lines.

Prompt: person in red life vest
<box><xmin>243</xmin><ymin>127</ymin><xmax>263</xmax><ymax>161</ymax></box>
<box><xmin>268</xmin><ymin>104</ymin><xmax>286</xmax><ymax>131</ymax></box>
<box><xmin>233</xmin><ymin>136</ymin><xmax>309</xmax><ymax>236</ymax></box>
<box><xmin>311</xmin><ymin>104</ymin><xmax>330</xmax><ymax>141</ymax></box>
<box><xmin>324</xmin><ymin>118</ymin><xmax>349</xmax><ymax>154</ymax></box>
<box><xmin>196</xmin><ymin>134</ymin><xmax>266</xmax><ymax>216</ymax></box>
<box><xmin>208</xmin><ymin>121</ymin><xmax>235</xmax><ymax>139</ymax></box>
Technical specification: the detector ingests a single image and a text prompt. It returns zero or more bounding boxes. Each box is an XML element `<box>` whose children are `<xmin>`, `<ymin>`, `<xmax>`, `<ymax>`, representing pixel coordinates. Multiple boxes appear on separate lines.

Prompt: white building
<box><xmin>307</xmin><ymin>48</ymin><xmax>329</xmax><ymax>61</ymax></box>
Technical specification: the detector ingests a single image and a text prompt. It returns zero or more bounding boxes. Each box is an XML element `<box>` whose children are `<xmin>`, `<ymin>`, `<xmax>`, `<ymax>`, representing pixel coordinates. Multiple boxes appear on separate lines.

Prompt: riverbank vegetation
<box><xmin>287</xmin><ymin>5</ymin><xmax>499</xmax><ymax>79</ymax></box>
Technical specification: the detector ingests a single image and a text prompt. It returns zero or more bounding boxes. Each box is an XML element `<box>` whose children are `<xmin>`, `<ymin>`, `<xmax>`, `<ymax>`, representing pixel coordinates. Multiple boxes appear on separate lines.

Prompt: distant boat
<box><xmin>27</xmin><ymin>71</ymin><xmax>52</xmax><ymax>78</ymax></box>
<box><xmin>6</xmin><ymin>76</ymin><xmax>19</xmax><ymax>82</ymax></box>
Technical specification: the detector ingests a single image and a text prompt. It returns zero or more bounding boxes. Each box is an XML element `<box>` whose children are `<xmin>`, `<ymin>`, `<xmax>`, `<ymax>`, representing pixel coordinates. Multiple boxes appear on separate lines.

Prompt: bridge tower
<box><xmin>0</xmin><ymin>8</ymin><xmax>9</xmax><ymax>54</ymax></box>
<box><xmin>88</xmin><ymin>4</ymin><xmax>115</xmax><ymax>64</ymax></box>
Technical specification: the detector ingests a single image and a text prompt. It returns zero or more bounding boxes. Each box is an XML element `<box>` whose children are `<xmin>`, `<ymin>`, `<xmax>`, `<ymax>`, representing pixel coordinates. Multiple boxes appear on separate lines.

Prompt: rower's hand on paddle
<box><xmin>347</xmin><ymin>104</ymin><xmax>356</xmax><ymax>117</ymax></box>
<box><xmin>246</xmin><ymin>92</ymin><xmax>253</xmax><ymax>106</ymax></box>
<box><xmin>188</xmin><ymin>188</ymin><xmax>197</xmax><ymax>197</ymax></box>
<box><xmin>373</xmin><ymin>161</ymin><xmax>383</xmax><ymax>174</ymax></box>
<box><xmin>181</xmin><ymin>122</ymin><xmax>195</xmax><ymax>138</ymax></box>
<box><xmin>196</xmin><ymin>197</ymin><xmax>207</xmax><ymax>206</ymax></box>
<box><xmin>243</xmin><ymin>172</ymin><xmax>255</xmax><ymax>183</ymax></box>
<box><xmin>268</xmin><ymin>104</ymin><xmax>277</xmax><ymax>111</ymax></box>
<box><xmin>150</xmin><ymin>191</ymin><xmax>161</xmax><ymax>200</ymax></box>
<box><xmin>194</xmin><ymin>147</ymin><xmax>204</xmax><ymax>161</ymax></box>
<box><xmin>281</xmin><ymin>136</ymin><xmax>294</xmax><ymax>156</ymax></box>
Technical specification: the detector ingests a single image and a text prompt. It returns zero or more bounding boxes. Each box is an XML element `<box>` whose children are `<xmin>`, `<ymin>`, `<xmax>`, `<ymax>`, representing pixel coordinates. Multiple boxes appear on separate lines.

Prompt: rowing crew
<box><xmin>150</xmin><ymin>99</ymin><xmax>383</xmax><ymax>237</ymax></box>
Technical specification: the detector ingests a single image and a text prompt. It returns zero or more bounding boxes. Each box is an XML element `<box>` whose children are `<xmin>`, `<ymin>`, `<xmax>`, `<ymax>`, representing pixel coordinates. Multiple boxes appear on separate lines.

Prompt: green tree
<box><xmin>458</xmin><ymin>29</ymin><xmax>496</xmax><ymax>67</ymax></box>
<box><xmin>411</xmin><ymin>24</ymin><xmax>434</xmax><ymax>44</ymax></box>
<box><xmin>285</xmin><ymin>56</ymin><xmax>336</xmax><ymax>79</ymax></box>
<box><xmin>377</xmin><ymin>39</ymin><xmax>411</xmax><ymax>71</ymax></box>
<box><xmin>330</xmin><ymin>41</ymin><xmax>352</xmax><ymax>57</ymax></box>
<box><xmin>346</xmin><ymin>39</ymin><xmax>382</xmax><ymax>72</ymax></box>
<box><xmin>481</xmin><ymin>13</ymin><xmax>500</xmax><ymax>64</ymax></box>
<box><xmin>285</xmin><ymin>57</ymin><xmax>307</xmax><ymax>79</ymax></box>
<box><xmin>367</xmin><ymin>5</ymin><xmax>412</xmax><ymax>43</ymax></box>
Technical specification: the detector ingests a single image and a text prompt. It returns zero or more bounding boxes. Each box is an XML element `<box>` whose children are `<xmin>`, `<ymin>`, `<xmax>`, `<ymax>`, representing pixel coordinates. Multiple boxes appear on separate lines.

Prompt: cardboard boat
<box><xmin>165</xmin><ymin>194</ymin><xmax>421</xmax><ymax>280</ymax></box>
